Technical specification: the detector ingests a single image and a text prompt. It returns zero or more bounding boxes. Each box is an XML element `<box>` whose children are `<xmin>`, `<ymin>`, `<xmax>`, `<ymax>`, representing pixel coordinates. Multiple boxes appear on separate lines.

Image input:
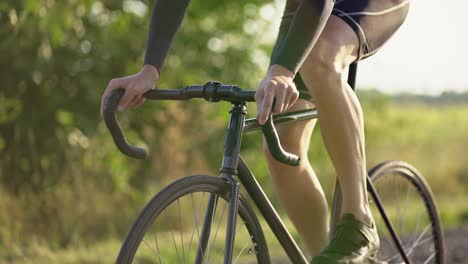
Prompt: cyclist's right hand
<box><xmin>100</xmin><ymin>64</ymin><xmax>159</xmax><ymax>116</ymax></box>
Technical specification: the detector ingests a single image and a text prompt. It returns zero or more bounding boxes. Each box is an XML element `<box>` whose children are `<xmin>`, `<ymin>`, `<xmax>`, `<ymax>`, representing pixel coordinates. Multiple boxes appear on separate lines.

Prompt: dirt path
<box><xmin>444</xmin><ymin>226</ymin><xmax>468</xmax><ymax>264</ymax></box>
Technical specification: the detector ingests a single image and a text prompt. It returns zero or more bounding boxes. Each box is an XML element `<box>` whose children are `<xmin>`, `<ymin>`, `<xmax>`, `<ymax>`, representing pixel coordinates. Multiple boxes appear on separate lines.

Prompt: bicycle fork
<box><xmin>195</xmin><ymin>194</ymin><xmax>219</xmax><ymax>264</ymax></box>
<box><xmin>196</xmin><ymin>102</ymin><xmax>246</xmax><ymax>264</ymax></box>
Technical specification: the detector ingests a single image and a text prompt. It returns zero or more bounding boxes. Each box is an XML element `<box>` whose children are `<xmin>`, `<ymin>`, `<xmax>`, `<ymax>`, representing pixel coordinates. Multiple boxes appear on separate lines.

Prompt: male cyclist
<box><xmin>101</xmin><ymin>0</ymin><xmax>409</xmax><ymax>262</ymax></box>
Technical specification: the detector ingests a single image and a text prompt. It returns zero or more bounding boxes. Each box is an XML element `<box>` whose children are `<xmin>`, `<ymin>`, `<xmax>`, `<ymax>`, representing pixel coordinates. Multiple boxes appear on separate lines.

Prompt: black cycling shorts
<box><xmin>296</xmin><ymin>0</ymin><xmax>410</xmax><ymax>101</ymax></box>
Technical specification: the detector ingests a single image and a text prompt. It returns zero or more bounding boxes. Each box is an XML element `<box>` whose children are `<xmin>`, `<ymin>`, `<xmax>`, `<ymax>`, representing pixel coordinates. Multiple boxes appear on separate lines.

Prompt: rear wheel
<box><xmin>368</xmin><ymin>160</ymin><xmax>445</xmax><ymax>264</ymax></box>
<box><xmin>116</xmin><ymin>175</ymin><xmax>270</xmax><ymax>263</ymax></box>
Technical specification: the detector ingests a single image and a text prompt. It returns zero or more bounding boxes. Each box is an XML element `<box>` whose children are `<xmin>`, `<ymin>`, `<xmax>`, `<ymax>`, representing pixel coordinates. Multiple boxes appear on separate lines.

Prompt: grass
<box><xmin>3</xmin><ymin>101</ymin><xmax>468</xmax><ymax>262</ymax></box>
<box><xmin>4</xmin><ymin>196</ymin><xmax>468</xmax><ymax>264</ymax></box>
<box><xmin>2</xmin><ymin>239</ymin><xmax>121</xmax><ymax>264</ymax></box>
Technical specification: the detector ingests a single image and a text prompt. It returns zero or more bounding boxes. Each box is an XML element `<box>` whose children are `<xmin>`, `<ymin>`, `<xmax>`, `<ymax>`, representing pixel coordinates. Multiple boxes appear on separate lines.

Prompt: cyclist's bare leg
<box><xmin>263</xmin><ymin>99</ymin><xmax>329</xmax><ymax>256</ymax></box>
<box><xmin>299</xmin><ymin>15</ymin><xmax>374</xmax><ymax>226</ymax></box>
<box><xmin>263</xmin><ymin>14</ymin><xmax>374</xmax><ymax>256</ymax></box>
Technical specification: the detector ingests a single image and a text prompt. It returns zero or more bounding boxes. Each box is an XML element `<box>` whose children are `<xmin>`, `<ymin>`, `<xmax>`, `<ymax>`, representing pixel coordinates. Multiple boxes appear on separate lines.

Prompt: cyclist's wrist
<box><xmin>267</xmin><ymin>64</ymin><xmax>295</xmax><ymax>79</ymax></box>
<box><xmin>140</xmin><ymin>64</ymin><xmax>160</xmax><ymax>83</ymax></box>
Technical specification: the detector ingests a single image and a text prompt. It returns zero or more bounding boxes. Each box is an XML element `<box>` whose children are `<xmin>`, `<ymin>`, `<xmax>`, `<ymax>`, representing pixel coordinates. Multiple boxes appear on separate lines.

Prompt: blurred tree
<box><xmin>0</xmin><ymin>0</ymin><xmax>273</xmax><ymax>190</ymax></box>
<box><xmin>0</xmin><ymin>0</ymin><xmax>274</xmax><ymax>249</ymax></box>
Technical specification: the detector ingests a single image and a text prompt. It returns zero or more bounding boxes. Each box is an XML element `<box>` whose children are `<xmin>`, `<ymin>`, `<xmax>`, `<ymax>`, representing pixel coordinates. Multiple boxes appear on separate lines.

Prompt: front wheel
<box><xmin>116</xmin><ymin>175</ymin><xmax>270</xmax><ymax>263</ymax></box>
<box><xmin>368</xmin><ymin>160</ymin><xmax>446</xmax><ymax>264</ymax></box>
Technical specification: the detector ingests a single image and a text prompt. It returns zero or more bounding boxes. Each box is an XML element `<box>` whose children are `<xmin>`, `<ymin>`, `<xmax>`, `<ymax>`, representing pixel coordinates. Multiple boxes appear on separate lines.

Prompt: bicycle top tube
<box><xmin>243</xmin><ymin>108</ymin><xmax>318</xmax><ymax>133</ymax></box>
<box><xmin>103</xmin><ymin>81</ymin><xmax>300</xmax><ymax>165</ymax></box>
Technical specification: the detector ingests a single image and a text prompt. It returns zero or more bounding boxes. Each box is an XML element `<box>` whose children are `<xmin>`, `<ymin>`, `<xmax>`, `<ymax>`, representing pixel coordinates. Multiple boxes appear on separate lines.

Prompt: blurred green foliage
<box><xmin>0</xmin><ymin>0</ymin><xmax>272</xmax><ymax>257</ymax></box>
<box><xmin>1</xmin><ymin>0</ymin><xmax>468</xmax><ymax>262</ymax></box>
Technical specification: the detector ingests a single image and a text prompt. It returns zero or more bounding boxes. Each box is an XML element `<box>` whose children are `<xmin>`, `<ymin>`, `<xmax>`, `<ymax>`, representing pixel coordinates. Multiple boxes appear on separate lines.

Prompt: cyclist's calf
<box><xmin>261</xmin><ymin>101</ymin><xmax>329</xmax><ymax>255</ymax></box>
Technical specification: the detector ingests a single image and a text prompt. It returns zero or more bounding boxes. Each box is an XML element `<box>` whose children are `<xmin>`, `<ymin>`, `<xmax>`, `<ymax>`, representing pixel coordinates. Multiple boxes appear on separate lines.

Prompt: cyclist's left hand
<box><xmin>255</xmin><ymin>64</ymin><xmax>299</xmax><ymax>125</ymax></box>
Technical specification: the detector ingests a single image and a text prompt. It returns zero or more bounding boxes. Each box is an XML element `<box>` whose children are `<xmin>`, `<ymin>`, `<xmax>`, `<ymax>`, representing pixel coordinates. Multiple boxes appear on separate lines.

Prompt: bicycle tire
<box><xmin>116</xmin><ymin>175</ymin><xmax>270</xmax><ymax>263</ymax></box>
<box><xmin>368</xmin><ymin>160</ymin><xmax>446</xmax><ymax>264</ymax></box>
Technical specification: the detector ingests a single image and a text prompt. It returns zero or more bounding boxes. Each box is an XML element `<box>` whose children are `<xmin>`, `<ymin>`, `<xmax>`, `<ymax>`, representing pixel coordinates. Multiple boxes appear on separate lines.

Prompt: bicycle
<box><xmin>103</xmin><ymin>63</ymin><xmax>446</xmax><ymax>263</ymax></box>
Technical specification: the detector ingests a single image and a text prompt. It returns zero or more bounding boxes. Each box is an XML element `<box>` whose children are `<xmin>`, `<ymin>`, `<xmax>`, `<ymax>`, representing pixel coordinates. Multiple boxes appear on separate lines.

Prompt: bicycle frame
<box><xmin>103</xmin><ymin>62</ymin><xmax>412</xmax><ymax>263</ymax></box>
<box><xmin>210</xmin><ymin>104</ymin><xmax>329</xmax><ymax>263</ymax></box>
<box><xmin>198</xmin><ymin>62</ymin><xmax>411</xmax><ymax>263</ymax></box>
<box><xmin>208</xmin><ymin>104</ymin><xmax>411</xmax><ymax>264</ymax></box>
<box><xmin>208</xmin><ymin>104</ymin><xmax>319</xmax><ymax>263</ymax></box>
<box><xmin>240</xmin><ymin>109</ymin><xmax>321</xmax><ymax>264</ymax></box>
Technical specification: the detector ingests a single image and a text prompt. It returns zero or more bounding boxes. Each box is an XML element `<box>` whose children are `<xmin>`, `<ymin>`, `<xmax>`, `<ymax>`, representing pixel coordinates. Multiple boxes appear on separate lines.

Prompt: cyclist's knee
<box><xmin>304</xmin><ymin>41</ymin><xmax>346</xmax><ymax>79</ymax></box>
<box><xmin>301</xmin><ymin>17</ymin><xmax>359</xmax><ymax>78</ymax></box>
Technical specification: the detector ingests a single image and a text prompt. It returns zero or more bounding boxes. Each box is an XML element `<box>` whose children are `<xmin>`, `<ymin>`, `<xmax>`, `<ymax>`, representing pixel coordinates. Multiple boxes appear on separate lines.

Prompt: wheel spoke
<box><xmin>408</xmin><ymin>204</ymin><xmax>423</xmax><ymax>249</ymax></box>
<box><xmin>212</xmin><ymin>201</ymin><xmax>227</xmax><ymax>245</ymax></box>
<box><xmin>387</xmin><ymin>238</ymin><xmax>434</xmax><ymax>263</ymax></box>
<box><xmin>187</xmin><ymin>193</ymin><xmax>199</xmax><ymax>262</ymax></box>
<box><xmin>120</xmin><ymin>177</ymin><xmax>267</xmax><ymax>263</ymax></box>
<box><xmin>422</xmin><ymin>251</ymin><xmax>437</xmax><ymax>264</ymax></box>
<box><xmin>154</xmin><ymin>231</ymin><xmax>163</xmax><ymax>264</ymax></box>
<box><xmin>233</xmin><ymin>236</ymin><xmax>254</xmax><ymax>264</ymax></box>
<box><xmin>143</xmin><ymin>238</ymin><xmax>169</xmax><ymax>264</ymax></box>
<box><xmin>215</xmin><ymin>220</ymin><xmax>247</xmax><ymax>258</ymax></box>
<box><xmin>204</xmin><ymin>195</ymin><xmax>219</xmax><ymax>264</ymax></box>
<box><xmin>195</xmin><ymin>192</ymin><xmax>207</xmax><ymax>261</ymax></box>
<box><xmin>398</xmin><ymin>183</ymin><xmax>411</xmax><ymax>234</ymax></box>
<box><xmin>406</xmin><ymin>224</ymin><xmax>431</xmax><ymax>257</ymax></box>
<box><xmin>171</xmin><ymin>230</ymin><xmax>181</xmax><ymax>263</ymax></box>
<box><xmin>207</xmin><ymin>200</ymin><xmax>227</xmax><ymax>262</ymax></box>
<box><xmin>385</xmin><ymin>250</ymin><xmax>403</xmax><ymax>263</ymax></box>
<box><xmin>177</xmin><ymin>199</ymin><xmax>186</xmax><ymax>264</ymax></box>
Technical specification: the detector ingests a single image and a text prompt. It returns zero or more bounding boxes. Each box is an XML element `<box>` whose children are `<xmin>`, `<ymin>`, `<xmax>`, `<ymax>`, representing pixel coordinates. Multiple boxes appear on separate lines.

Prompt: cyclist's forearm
<box><xmin>270</xmin><ymin>0</ymin><xmax>333</xmax><ymax>74</ymax></box>
<box><xmin>144</xmin><ymin>0</ymin><xmax>190</xmax><ymax>72</ymax></box>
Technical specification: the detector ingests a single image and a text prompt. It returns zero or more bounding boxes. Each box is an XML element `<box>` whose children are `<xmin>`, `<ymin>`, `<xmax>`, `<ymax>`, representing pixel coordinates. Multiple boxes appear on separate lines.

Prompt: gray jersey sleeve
<box><xmin>270</xmin><ymin>0</ymin><xmax>333</xmax><ymax>74</ymax></box>
<box><xmin>144</xmin><ymin>0</ymin><xmax>190</xmax><ymax>72</ymax></box>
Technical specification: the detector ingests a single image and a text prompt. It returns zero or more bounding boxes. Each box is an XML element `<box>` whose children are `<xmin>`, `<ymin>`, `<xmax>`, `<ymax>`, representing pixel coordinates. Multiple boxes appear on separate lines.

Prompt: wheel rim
<box><xmin>131</xmin><ymin>190</ymin><xmax>261</xmax><ymax>263</ymax></box>
<box><xmin>370</xmin><ymin>167</ymin><xmax>441</xmax><ymax>264</ymax></box>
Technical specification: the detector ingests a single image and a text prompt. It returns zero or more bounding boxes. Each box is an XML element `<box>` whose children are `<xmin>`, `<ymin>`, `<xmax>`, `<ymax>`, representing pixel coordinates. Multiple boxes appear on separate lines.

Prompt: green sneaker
<box><xmin>311</xmin><ymin>214</ymin><xmax>382</xmax><ymax>264</ymax></box>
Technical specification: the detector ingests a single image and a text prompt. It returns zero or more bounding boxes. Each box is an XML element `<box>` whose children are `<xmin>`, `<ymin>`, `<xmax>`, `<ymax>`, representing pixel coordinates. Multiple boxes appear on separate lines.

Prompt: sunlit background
<box><xmin>358</xmin><ymin>0</ymin><xmax>468</xmax><ymax>94</ymax></box>
<box><xmin>259</xmin><ymin>0</ymin><xmax>468</xmax><ymax>94</ymax></box>
<box><xmin>1</xmin><ymin>0</ymin><xmax>468</xmax><ymax>263</ymax></box>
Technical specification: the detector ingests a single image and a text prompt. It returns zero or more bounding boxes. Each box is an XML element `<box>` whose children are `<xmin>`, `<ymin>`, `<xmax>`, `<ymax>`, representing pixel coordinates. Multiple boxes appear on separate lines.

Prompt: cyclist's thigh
<box><xmin>295</xmin><ymin>15</ymin><xmax>360</xmax><ymax>96</ymax></box>
<box><xmin>267</xmin><ymin>99</ymin><xmax>317</xmax><ymax>156</ymax></box>
<box><xmin>294</xmin><ymin>0</ymin><xmax>410</xmax><ymax>98</ymax></box>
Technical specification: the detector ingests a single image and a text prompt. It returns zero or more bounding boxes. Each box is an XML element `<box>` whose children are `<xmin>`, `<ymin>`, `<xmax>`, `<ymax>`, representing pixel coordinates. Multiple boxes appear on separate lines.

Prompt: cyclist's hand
<box><xmin>100</xmin><ymin>64</ymin><xmax>159</xmax><ymax>116</ymax></box>
<box><xmin>255</xmin><ymin>64</ymin><xmax>299</xmax><ymax>125</ymax></box>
